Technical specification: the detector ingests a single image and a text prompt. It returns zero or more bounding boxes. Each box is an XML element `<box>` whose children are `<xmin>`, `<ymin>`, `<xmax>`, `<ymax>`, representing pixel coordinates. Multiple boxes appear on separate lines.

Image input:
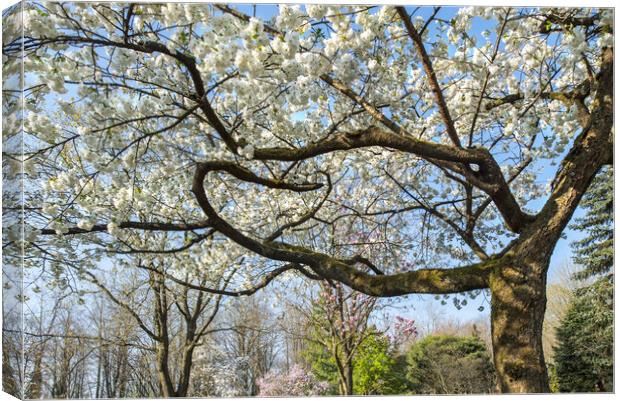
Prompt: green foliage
<box><xmin>352</xmin><ymin>334</ymin><xmax>409</xmax><ymax>395</ymax></box>
<box><xmin>570</xmin><ymin>166</ymin><xmax>613</xmax><ymax>280</ymax></box>
<box><xmin>554</xmin><ymin>165</ymin><xmax>614</xmax><ymax>392</ymax></box>
<box><xmin>554</xmin><ymin>277</ymin><xmax>613</xmax><ymax>392</ymax></box>
<box><xmin>301</xmin><ymin>339</ymin><xmax>340</xmax><ymax>395</ymax></box>
<box><xmin>302</xmin><ymin>330</ymin><xmax>409</xmax><ymax>395</ymax></box>
<box><xmin>547</xmin><ymin>363</ymin><xmax>561</xmax><ymax>392</ymax></box>
<box><xmin>405</xmin><ymin>335</ymin><xmax>496</xmax><ymax>394</ymax></box>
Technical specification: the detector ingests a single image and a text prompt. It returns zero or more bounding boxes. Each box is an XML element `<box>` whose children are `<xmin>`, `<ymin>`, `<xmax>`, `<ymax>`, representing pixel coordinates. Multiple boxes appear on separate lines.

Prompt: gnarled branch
<box><xmin>191</xmin><ymin>161</ymin><xmax>495</xmax><ymax>296</ymax></box>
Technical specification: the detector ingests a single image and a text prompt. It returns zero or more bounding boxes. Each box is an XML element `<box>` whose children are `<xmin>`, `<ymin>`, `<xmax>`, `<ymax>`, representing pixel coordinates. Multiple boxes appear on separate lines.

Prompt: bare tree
<box><xmin>81</xmin><ymin>256</ymin><xmax>231</xmax><ymax>397</ymax></box>
<box><xmin>213</xmin><ymin>296</ymin><xmax>280</xmax><ymax>396</ymax></box>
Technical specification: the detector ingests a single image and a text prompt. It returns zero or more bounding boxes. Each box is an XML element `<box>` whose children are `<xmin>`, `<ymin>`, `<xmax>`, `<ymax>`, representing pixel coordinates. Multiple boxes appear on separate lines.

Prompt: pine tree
<box><xmin>569</xmin><ymin>166</ymin><xmax>613</xmax><ymax>281</ymax></box>
<box><xmin>553</xmin><ymin>278</ymin><xmax>613</xmax><ymax>392</ymax></box>
<box><xmin>554</xmin><ymin>166</ymin><xmax>614</xmax><ymax>392</ymax></box>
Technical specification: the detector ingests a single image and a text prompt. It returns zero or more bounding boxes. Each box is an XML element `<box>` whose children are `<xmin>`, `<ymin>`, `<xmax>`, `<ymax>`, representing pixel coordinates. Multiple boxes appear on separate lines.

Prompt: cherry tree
<box><xmin>3</xmin><ymin>2</ymin><xmax>614</xmax><ymax>393</ymax></box>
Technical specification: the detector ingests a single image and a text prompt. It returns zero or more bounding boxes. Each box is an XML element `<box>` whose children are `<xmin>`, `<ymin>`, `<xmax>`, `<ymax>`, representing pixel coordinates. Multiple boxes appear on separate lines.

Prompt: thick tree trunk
<box><xmin>489</xmin><ymin>261</ymin><xmax>549</xmax><ymax>393</ymax></box>
<box><xmin>490</xmin><ymin>46</ymin><xmax>613</xmax><ymax>393</ymax></box>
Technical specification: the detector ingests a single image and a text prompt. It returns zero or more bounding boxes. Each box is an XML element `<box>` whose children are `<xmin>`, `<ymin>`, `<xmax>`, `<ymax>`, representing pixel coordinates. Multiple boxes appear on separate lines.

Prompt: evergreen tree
<box><xmin>553</xmin><ymin>278</ymin><xmax>613</xmax><ymax>392</ymax></box>
<box><xmin>554</xmin><ymin>166</ymin><xmax>613</xmax><ymax>392</ymax></box>
<box><xmin>569</xmin><ymin>166</ymin><xmax>613</xmax><ymax>281</ymax></box>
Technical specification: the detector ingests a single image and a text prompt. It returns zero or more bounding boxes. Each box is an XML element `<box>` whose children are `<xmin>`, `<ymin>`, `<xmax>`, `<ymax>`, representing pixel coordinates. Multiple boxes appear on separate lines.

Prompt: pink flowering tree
<box><xmin>391</xmin><ymin>315</ymin><xmax>419</xmax><ymax>350</ymax></box>
<box><xmin>293</xmin><ymin>282</ymin><xmax>379</xmax><ymax>395</ymax></box>
<box><xmin>257</xmin><ymin>364</ymin><xmax>330</xmax><ymax>396</ymax></box>
<box><xmin>394</xmin><ymin>316</ymin><xmax>418</xmax><ymax>337</ymax></box>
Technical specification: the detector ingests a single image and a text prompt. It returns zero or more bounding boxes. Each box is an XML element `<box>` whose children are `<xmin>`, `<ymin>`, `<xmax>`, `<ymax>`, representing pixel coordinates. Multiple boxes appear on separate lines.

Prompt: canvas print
<box><xmin>1</xmin><ymin>1</ymin><xmax>614</xmax><ymax>398</ymax></box>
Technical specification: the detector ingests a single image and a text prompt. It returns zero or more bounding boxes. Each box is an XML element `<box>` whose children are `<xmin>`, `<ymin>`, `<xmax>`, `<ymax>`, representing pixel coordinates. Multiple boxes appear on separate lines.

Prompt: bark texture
<box><xmin>488</xmin><ymin>46</ymin><xmax>614</xmax><ymax>392</ymax></box>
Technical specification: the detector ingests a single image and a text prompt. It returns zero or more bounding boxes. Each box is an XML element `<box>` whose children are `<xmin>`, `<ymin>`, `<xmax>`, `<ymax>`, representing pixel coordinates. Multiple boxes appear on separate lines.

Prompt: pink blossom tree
<box><xmin>257</xmin><ymin>364</ymin><xmax>329</xmax><ymax>396</ymax></box>
<box><xmin>294</xmin><ymin>282</ymin><xmax>380</xmax><ymax>395</ymax></box>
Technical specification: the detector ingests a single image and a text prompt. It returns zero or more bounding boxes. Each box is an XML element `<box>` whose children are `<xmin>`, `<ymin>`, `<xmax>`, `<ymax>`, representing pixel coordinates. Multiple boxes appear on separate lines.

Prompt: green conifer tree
<box><xmin>553</xmin><ymin>279</ymin><xmax>613</xmax><ymax>392</ymax></box>
<box><xmin>554</xmin><ymin>166</ymin><xmax>613</xmax><ymax>392</ymax></box>
<box><xmin>569</xmin><ymin>167</ymin><xmax>613</xmax><ymax>280</ymax></box>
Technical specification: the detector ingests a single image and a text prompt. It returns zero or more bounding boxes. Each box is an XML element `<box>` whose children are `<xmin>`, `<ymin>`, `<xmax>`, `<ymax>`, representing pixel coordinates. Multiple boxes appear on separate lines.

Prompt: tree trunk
<box><xmin>490</xmin><ymin>45</ymin><xmax>613</xmax><ymax>392</ymax></box>
<box><xmin>156</xmin><ymin>342</ymin><xmax>176</xmax><ymax>397</ymax></box>
<box><xmin>334</xmin><ymin>350</ymin><xmax>354</xmax><ymax>396</ymax></box>
<box><xmin>2</xmin><ymin>341</ymin><xmax>19</xmax><ymax>398</ymax></box>
<box><xmin>176</xmin><ymin>345</ymin><xmax>195</xmax><ymax>397</ymax></box>
<box><xmin>343</xmin><ymin>358</ymin><xmax>354</xmax><ymax>395</ymax></box>
<box><xmin>489</xmin><ymin>261</ymin><xmax>549</xmax><ymax>393</ymax></box>
<box><xmin>27</xmin><ymin>350</ymin><xmax>44</xmax><ymax>399</ymax></box>
<box><xmin>152</xmin><ymin>272</ymin><xmax>177</xmax><ymax>397</ymax></box>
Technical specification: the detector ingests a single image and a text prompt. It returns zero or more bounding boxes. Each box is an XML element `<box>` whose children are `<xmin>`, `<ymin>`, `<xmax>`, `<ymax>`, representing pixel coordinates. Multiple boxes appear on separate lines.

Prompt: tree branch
<box><xmin>253</xmin><ymin>125</ymin><xmax>486</xmax><ymax>164</ymax></box>
<box><xmin>38</xmin><ymin>220</ymin><xmax>212</xmax><ymax>236</ymax></box>
<box><xmin>396</xmin><ymin>6</ymin><xmax>462</xmax><ymax>148</ymax></box>
<box><xmin>191</xmin><ymin>162</ymin><xmax>495</xmax><ymax>296</ymax></box>
<box><xmin>138</xmin><ymin>263</ymin><xmax>299</xmax><ymax>297</ymax></box>
<box><xmin>519</xmin><ymin>47</ymin><xmax>614</xmax><ymax>254</ymax></box>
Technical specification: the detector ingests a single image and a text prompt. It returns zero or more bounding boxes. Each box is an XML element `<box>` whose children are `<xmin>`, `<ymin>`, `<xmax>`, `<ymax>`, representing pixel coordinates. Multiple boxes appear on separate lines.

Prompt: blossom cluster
<box><xmin>9</xmin><ymin>2</ymin><xmax>612</xmax><ymax>302</ymax></box>
<box><xmin>257</xmin><ymin>364</ymin><xmax>330</xmax><ymax>396</ymax></box>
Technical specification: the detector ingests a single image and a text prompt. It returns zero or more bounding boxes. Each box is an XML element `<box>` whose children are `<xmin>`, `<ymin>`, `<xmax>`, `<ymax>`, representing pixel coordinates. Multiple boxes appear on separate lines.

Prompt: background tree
<box><xmin>553</xmin><ymin>166</ymin><xmax>613</xmax><ymax>392</ymax></box>
<box><xmin>297</xmin><ymin>284</ymin><xmax>415</xmax><ymax>396</ymax></box>
<box><xmin>296</xmin><ymin>283</ymin><xmax>379</xmax><ymax>395</ymax></box>
<box><xmin>278</xmin><ymin>302</ymin><xmax>314</xmax><ymax>371</ymax></box>
<box><xmin>256</xmin><ymin>364</ymin><xmax>330</xmax><ymax>396</ymax></box>
<box><xmin>541</xmin><ymin>262</ymin><xmax>579</xmax><ymax>365</ymax></box>
<box><xmin>190</xmin><ymin>339</ymin><xmax>252</xmax><ymax>397</ymax></box>
<box><xmin>350</xmin><ymin>331</ymin><xmax>410</xmax><ymax>395</ymax></box>
<box><xmin>553</xmin><ymin>278</ymin><xmax>613</xmax><ymax>392</ymax></box>
<box><xmin>569</xmin><ymin>167</ymin><xmax>613</xmax><ymax>281</ymax></box>
<box><xmin>406</xmin><ymin>335</ymin><xmax>496</xmax><ymax>394</ymax></box>
<box><xmin>302</xmin><ymin>327</ymin><xmax>411</xmax><ymax>395</ymax></box>
<box><xmin>186</xmin><ymin>295</ymin><xmax>282</xmax><ymax>397</ymax></box>
<box><xmin>81</xmin><ymin>252</ymin><xmax>233</xmax><ymax>398</ymax></box>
